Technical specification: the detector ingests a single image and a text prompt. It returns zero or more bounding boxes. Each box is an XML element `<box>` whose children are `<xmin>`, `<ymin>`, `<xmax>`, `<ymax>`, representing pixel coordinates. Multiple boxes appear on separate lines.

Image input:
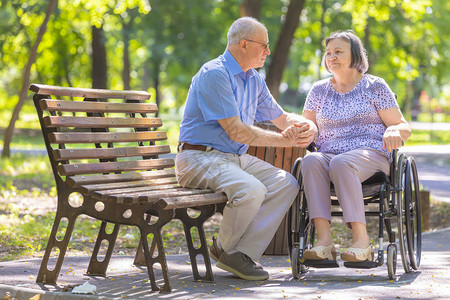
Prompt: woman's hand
<box><xmin>282</xmin><ymin>122</ymin><xmax>316</xmax><ymax>148</ymax></box>
<box><xmin>378</xmin><ymin>107</ymin><xmax>411</xmax><ymax>152</ymax></box>
<box><xmin>382</xmin><ymin>126</ymin><xmax>403</xmax><ymax>152</ymax></box>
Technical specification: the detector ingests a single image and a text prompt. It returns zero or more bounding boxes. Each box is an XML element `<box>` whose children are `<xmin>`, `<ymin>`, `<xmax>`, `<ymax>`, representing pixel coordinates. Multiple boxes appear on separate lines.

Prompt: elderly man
<box><xmin>175</xmin><ymin>17</ymin><xmax>316</xmax><ymax>280</ymax></box>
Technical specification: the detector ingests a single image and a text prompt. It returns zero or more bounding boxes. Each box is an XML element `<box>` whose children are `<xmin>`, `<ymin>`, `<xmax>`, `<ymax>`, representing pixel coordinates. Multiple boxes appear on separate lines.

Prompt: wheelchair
<box><xmin>288</xmin><ymin>146</ymin><xmax>422</xmax><ymax>280</ymax></box>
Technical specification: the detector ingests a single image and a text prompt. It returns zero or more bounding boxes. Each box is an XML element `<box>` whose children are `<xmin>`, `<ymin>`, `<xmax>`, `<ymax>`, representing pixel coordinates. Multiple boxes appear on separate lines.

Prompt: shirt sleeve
<box><xmin>196</xmin><ymin>69</ymin><xmax>240</xmax><ymax>122</ymax></box>
<box><xmin>369</xmin><ymin>77</ymin><xmax>399</xmax><ymax>111</ymax></box>
<box><xmin>254</xmin><ymin>79</ymin><xmax>284</xmax><ymax>122</ymax></box>
<box><xmin>303</xmin><ymin>83</ymin><xmax>321</xmax><ymax>113</ymax></box>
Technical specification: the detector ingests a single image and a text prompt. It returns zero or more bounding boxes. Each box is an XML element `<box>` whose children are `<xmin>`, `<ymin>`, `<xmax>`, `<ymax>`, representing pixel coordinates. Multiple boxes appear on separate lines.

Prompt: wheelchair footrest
<box><xmin>303</xmin><ymin>259</ymin><xmax>339</xmax><ymax>268</ymax></box>
<box><xmin>343</xmin><ymin>260</ymin><xmax>377</xmax><ymax>269</ymax></box>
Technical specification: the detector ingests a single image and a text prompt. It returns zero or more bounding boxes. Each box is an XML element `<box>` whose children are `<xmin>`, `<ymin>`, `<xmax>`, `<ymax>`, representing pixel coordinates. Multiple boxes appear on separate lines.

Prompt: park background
<box><xmin>0</xmin><ymin>0</ymin><xmax>449</xmax><ymax>261</ymax></box>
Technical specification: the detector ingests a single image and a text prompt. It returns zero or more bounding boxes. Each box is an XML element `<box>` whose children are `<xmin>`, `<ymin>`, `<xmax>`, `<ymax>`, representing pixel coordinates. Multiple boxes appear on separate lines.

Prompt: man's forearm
<box><xmin>229</xmin><ymin>122</ymin><xmax>294</xmax><ymax>147</ymax></box>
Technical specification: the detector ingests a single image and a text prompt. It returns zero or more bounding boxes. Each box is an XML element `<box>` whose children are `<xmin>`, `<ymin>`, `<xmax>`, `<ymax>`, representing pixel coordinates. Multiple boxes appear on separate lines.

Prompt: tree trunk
<box><xmin>240</xmin><ymin>0</ymin><xmax>262</xmax><ymax>18</ymax></box>
<box><xmin>265</xmin><ymin>0</ymin><xmax>306</xmax><ymax>100</ymax></box>
<box><xmin>364</xmin><ymin>20</ymin><xmax>371</xmax><ymax>73</ymax></box>
<box><xmin>92</xmin><ymin>25</ymin><xmax>108</xmax><ymax>89</ymax></box>
<box><xmin>122</xmin><ymin>18</ymin><xmax>132</xmax><ymax>90</ymax></box>
<box><xmin>317</xmin><ymin>0</ymin><xmax>327</xmax><ymax>80</ymax></box>
<box><xmin>153</xmin><ymin>59</ymin><xmax>161</xmax><ymax>117</ymax></box>
<box><xmin>1</xmin><ymin>0</ymin><xmax>58</xmax><ymax>158</ymax></box>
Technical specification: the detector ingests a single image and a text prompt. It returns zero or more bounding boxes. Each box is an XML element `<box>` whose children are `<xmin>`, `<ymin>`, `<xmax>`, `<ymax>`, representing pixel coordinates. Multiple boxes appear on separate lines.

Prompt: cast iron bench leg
<box><xmin>36</xmin><ymin>211</ymin><xmax>79</xmax><ymax>284</ymax></box>
<box><xmin>87</xmin><ymin>222</ymin><xmax>120</xmax><ymax>276</ymax></box>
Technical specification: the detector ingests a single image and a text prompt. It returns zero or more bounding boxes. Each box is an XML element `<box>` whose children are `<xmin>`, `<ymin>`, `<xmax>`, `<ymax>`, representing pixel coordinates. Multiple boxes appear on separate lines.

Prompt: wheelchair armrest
<box><xmin>291</xmin><ymin>157</ymin><xmax>303</xmax><ymax>179</ymax></box>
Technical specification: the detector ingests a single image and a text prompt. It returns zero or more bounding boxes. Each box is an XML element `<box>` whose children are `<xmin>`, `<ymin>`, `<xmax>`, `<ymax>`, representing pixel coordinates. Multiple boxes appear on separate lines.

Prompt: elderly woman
<box><xmin>284</xmin><ymin>31</ymin><xmax>411</xmax><ymax>262</ymax></box>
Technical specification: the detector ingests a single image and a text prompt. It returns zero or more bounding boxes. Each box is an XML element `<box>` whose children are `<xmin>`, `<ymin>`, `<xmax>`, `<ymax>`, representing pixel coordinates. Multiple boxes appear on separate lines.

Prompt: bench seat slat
<box><xmin>92</xmin><ymin>183</ymin><xmax>182</xmax><ymax>199</ymax></box>
<box><xmin>44</xmin><ymin>116</ymin><xmax>163</xmax><ymax>128</ymax></box>
<box><xmin>159</xmin><ymin>193</ymin><xmax>228</xmax><ymax>210</ymax></box>
<box><xmin>40</xmin><ymin>99</ymin><xmax>157</xmax><ymax>113</ymax></box>
<box><xmin>67</xmin><ymin>169</ymin><xmax>175</xmax><ymax>187</ymax></box>
<box><xmin>81</xmin><ymin>177</ymin><xmax>178</xmax><ymax>194</ymax></box>
<box><xmin>59</xmin><ymin>158</ymin><xmax>174</xmax><ymax>176</ymax></box>
<box><xmin>53</xmin><ymin>145</ymin><xmax>170</xmax><ymax>161</ymax></box>
<box><xmin>49</xmin><ymin>131</ymin><xmax>167</xmax><ymax>144</ymax></box>
<box><xmin>109</xmin><ymin>188</ymin><xmax>218</xmax><ymax>204</ymax></box>
<box><xmin>31</xmin><ymin>84</ymin><xmax>151</xmax><ymax>100</ymax></box>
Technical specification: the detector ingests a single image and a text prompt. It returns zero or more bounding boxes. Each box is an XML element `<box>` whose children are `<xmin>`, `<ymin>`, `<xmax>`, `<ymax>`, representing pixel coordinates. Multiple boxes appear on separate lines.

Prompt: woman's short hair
<box><xmin>227</xmin><ymin>17</ymin><xmax>267</xmax><ymax>46</ymax></box>
<box><xmin>322</xmin><ymin>30</ymin><xmax>369</xmax><ymax>73</ymax></box>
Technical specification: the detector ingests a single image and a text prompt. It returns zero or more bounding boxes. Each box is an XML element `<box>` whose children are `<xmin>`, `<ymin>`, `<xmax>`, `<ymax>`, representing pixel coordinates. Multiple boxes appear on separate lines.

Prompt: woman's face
<box><xmin>325</xmin><ymin>38</ymin><xmax>352</xmax><ymax>73</ymax></box>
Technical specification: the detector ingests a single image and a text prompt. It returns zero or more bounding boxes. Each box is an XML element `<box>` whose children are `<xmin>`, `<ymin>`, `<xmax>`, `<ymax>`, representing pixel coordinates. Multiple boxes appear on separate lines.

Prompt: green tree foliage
<box><xmin>0</xmin><ymin>0</ymin><xmax>448</xmax><ymax>132</ymax></box>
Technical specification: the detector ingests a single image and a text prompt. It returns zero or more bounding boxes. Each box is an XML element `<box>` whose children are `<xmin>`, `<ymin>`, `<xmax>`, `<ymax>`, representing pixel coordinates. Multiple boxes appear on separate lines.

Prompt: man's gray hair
<box><xmin>227</xmin><ymin>17</ymin><xmax>267</xmax><ymax>46</ymax></box>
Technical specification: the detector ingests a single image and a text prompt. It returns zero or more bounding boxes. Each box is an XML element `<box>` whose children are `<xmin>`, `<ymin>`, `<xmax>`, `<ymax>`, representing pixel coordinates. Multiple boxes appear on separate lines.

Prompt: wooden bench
<box><xmin>30</xmin><ymin>84</ymin><xmax>229</xmax><ymax>293</ymax></box>
<box><xmin>30</xmin><ymin>83</ymin><xmax>305</xmax><ymax>292</ymax></box>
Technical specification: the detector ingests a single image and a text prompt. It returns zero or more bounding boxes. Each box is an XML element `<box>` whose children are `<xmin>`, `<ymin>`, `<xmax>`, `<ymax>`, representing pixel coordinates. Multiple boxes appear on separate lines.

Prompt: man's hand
<box><xmin>281</xmin><ymin>122</ymin><xmax>316</xmax><ymax>148</ymax></box>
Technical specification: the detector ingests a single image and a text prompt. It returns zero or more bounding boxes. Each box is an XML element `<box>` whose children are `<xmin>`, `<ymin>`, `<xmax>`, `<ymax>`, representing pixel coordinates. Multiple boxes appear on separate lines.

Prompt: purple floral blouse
<box><xmin>303</xmin><ymin>74</ymin><xmax>398</xmax><ymax>160</ymax></box>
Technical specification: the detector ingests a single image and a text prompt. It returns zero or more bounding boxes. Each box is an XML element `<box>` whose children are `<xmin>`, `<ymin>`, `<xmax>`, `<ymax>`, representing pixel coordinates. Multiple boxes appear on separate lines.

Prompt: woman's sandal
<box><xmin>304</xmin><ymin>244</ymin><xmax>337</xmax><ymax>261</ymax></box>
<box><xmin>340</xmin><ymin>244</ymin><xmax>374</xmax><ymax>262</ymax></box>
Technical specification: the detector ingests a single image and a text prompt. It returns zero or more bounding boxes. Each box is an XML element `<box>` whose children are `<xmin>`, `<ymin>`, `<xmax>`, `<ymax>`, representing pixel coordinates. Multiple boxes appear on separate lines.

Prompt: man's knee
<box><xmin>228</xmin><ymin>179</ymin><xmax>267</xmax><ymax>207</ymax></box>
<box><xmin>284</xmin><ymin>171</ymin><xmax>299</xmax><ymax>193</ymax></box>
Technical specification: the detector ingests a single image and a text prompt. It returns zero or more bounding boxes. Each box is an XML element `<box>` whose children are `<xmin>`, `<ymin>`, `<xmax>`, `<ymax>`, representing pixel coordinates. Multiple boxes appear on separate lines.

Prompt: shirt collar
<box><xmin>223</xmin><ymin>49</ymin><xmax>256</xmax><ymax>79</ymax></box>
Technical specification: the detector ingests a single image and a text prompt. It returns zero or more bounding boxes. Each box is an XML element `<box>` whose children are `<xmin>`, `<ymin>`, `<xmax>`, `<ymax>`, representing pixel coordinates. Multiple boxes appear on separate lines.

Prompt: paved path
<box><xmin>1</xmin><ymin>228</ymin><xmax>449</xmax><ymax>299</ymax></box>
<box><xmin>401</xmin><ymin>145</ymin><xmax>450</xmax><ymax>203</ymax></box>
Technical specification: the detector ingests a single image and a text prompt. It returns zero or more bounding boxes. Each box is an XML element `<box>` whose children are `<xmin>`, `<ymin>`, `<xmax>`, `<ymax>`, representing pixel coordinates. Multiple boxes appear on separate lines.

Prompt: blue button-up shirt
<box><xmin>179</xmin><ymin>50</ymin><xmax>283</xmax><ymax>155</ymax></box>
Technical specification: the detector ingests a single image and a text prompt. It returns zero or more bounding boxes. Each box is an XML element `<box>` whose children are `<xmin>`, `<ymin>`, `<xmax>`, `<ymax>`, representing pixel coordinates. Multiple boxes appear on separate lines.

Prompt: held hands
<box><xmin>382</xmin><ymin>127</ymin><xmax>403</xmax><ymax>152</ymax></box>
<box><xmin>281</xmin><ymin>122</ymin><xmax>317</xmax><ymax>147</ymax></box>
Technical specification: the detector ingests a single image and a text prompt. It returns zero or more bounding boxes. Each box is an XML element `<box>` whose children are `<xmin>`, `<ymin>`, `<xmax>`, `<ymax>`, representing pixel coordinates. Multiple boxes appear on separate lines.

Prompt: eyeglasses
<box><xmin>244</xmin><ymin>39</ymin><xmax>270</xmax><ymax>50</ymax></box>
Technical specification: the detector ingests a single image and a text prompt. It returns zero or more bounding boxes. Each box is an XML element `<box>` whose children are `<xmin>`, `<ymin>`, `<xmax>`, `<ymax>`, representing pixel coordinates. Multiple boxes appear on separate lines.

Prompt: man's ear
<box><xmin>239</xmin><ymin>39</ymin><xmax>247</xmax><ymax>50</ymax></box>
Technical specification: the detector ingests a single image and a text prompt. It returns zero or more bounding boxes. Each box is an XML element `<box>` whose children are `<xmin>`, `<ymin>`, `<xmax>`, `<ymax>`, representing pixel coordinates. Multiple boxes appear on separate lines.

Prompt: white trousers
<box><xmin>175</xmin><ymin>149</ymin><xmax>298</xmax><ymax>261</ymax></box>
<box><xmin>300</xmin><ymin>148</ymin><xmax>390</xmax><ymax>226</ymax></box>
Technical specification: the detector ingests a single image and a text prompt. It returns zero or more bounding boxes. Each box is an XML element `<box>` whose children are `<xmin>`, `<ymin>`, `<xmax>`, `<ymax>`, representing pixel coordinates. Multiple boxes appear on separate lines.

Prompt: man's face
<box><xmin>243</xmin><ymin>28</ymin><xmax>270</xmax><ymax>69</ymax></box>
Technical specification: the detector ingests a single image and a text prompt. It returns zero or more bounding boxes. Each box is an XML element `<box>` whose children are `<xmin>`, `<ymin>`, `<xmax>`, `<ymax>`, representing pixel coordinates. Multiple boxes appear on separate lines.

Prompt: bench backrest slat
<box><xmin>44</xmin><ymin>116</ymin><xmax>163</xmax><ymax>128</ymax></box>
<box><xmin>31</xmin><ymin>84</ymin><xmax>151</xmax><ymax>100</ymax></box>
<box><xmin>58</xmin><ymin>158</ymin><xmax>175</xmax><ymax>176</ymax></box>
<box><xmin>40</xmin><ymin>99</ymin><xmax>157</xmax><ymax>113</ymax></box>
<box><xmin>67</xmin><ymin>169</ymin><xmax>175</xmax><ymax>187</ymax></box>
<box><xmin>48</xmin><ymin>131</ymin><xmax>167</xmax><ymax>144</ymax></box>
<box><xmin>53</xmin><ymin>145</ymin><xmax>170</xmax><ymax>161</ymax></box>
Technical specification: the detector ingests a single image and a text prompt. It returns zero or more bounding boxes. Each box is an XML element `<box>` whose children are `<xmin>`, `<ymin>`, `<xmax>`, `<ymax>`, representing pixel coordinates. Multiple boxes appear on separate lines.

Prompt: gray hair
<box><xmin>322</xmin><ymin>30</ymin><xmax>369</xmax><ymax>73</ymax></box>
<box><xmin>227</xmin><ymin>17</ymin><xmax>267</xmax><ymax>46</ymax></box>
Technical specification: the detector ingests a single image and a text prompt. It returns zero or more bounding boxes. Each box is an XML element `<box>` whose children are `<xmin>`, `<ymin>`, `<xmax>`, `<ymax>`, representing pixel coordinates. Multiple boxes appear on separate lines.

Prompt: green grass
<box><xmin>405</xmin><ymin>129</ymin><xmax>450</xmax><ymax>146</ymax></box>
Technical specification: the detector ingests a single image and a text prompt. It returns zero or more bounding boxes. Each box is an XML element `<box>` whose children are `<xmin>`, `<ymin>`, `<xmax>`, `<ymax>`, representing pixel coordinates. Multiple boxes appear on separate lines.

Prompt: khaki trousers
<box><xmin>175</xmin><ymin>149</ymin><xmax>298</xmax><ymax>261</ymax></box>
<box><xmin>300</xmin><ymin>148</ymin><xmax>390</xmax><ymax>226</ymax></box>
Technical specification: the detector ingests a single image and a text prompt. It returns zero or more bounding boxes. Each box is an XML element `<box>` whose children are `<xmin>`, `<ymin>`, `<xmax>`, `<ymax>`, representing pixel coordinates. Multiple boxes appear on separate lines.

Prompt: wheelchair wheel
<box><xmin>387</xmin><ymin>244</ymin><xmax>397</xmax><ymax>280</ymax></box>
<box><xmin>288</xmin><ymin>158</ymin><xmax>314</xmax><ymax>278</ymax></box>
<box><xmin>395</xmin><ymin>153</ymin><xmax>411</xmax><ymax>273</ymax></box>
<box><xmin>288</xmin><ymin>189</ymin><xmax>313</xmax><ymax>278</ymax></box>
<box><xmin>405</xmin><ymin>156</ymin><xmax>422</xmax><ymax>270</ymax></box>
<box><xmin>288</xmin><ymin>158</ymin><xmax>304</xmax><ymax>278</ymax></box>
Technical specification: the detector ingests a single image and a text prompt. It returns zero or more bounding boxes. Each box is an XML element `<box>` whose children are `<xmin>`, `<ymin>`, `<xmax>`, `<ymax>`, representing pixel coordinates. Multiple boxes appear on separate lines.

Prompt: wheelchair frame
<box><xmin>287</xmin><ymin>148</ymin><xmax>422</xmax><ymax>280</ymax></box>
